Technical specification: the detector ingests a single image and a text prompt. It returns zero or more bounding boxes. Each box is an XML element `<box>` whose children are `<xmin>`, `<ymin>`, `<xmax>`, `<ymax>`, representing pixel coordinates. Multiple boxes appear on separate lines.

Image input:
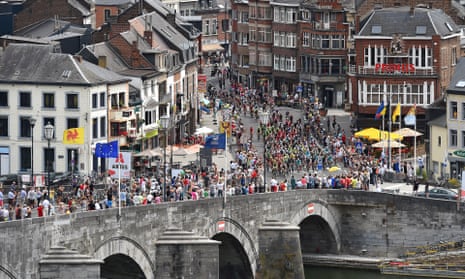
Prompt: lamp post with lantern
<box><xmin>259</xmin><ymin>111</ymin><xmax>270</xmax><ymax>193</ymax></box>
<box><xmin>29</xmin><ymin>117</ymin><xmax>36</xmax><ymax>189</ymax></box>
<box><xmin>44</xmin><ymin>122</ymin><xmax>55</xmax><ymax>203</ymax></box>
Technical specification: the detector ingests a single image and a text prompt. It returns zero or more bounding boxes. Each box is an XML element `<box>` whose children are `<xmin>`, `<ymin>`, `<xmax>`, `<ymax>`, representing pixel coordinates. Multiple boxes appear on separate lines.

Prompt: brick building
<box><xmin>347</xmin><ymin>6</ymin><xmax>461</xmax><ymax>132</ymax></box>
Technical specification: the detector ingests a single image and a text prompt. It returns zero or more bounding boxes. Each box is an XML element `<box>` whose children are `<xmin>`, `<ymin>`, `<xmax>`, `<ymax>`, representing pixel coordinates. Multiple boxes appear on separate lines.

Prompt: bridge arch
<box><xmin>290</xmin><ymin>200</ymin><xmax>341</xmax><ymax>253</ymax></box>
<box><xmin>94</xmin><ymin>235</ymin><xmax>154</xmax><ymax>279</ymax></box>
<box><xmin>207</xmin><ymin>217</ymin><xmax>256</xmax><ymax>278</ymax></box>
<box><xmin>0</xmin><ymin>265</ymin><xmax>18</xmax><ymax>279</ymax></box>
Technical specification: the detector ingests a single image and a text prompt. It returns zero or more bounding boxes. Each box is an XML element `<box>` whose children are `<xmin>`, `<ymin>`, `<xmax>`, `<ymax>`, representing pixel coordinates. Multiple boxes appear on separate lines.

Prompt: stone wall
<box><xmin>1</xmin><ymin>190</ymin><xmax>465</xmax><ymax>278</ymax></box>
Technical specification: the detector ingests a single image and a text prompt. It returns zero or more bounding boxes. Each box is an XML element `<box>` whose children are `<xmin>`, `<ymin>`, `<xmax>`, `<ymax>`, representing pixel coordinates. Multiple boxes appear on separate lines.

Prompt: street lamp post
<box><xmin>160</xmin><ymin>115</ymin><xmax>170</xmax><ymax>202</ymax></box>
<box><xmin>44</xmin><ymin>122</ymin><xmax>54</xmax><ymax>205</ymax></box>
<box><xmin>29</xmin><ymin>117</ymin><xmax>36</xmax><ymax>189</ymax></box>
<box><xmin>259</xmin><ymin>111</ymin><xmax>270</xmax><ymax>193</ymax></box>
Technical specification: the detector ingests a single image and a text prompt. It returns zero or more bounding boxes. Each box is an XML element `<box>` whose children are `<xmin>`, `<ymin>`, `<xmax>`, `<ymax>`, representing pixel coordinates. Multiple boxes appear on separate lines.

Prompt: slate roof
<box><xmin>135</xmin><ymin>12</ymin><xmax>196</xmax><ymax>62</ymax></box>
<box><xmin>427</xmin><ymin>114</ymin><xmax>446</xmax><ymax>128</ymax></box>
<box><xmin>15</xmin><ymin>18</ymin><xmax>89</xmax><ymax>38</ymax></box>
<box><xmin>0</xmin><ymin>44</ymin><xmax>129</xmax><ymax>85</ymax></box>
<box><xmin>447</xmin><ymin>58</ymin><xmax>465</xmax><ymax>95</ymax></box>
<box><xmin>359</xmin><ymin>7</ymin><xmax>460</xmax><ymax>37</ymax></box>
<box><xmin>95</xmin><ymin>0</ymin><xmax>131</xmax><ymax>5</ymax></box>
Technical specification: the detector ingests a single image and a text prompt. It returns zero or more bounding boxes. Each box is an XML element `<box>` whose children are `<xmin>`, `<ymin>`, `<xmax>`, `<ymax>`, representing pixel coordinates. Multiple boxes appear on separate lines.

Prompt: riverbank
<box><xmin>304</xmin><ymin>252</ymin><xmax>465</xmax><ymax>278</ymax></box>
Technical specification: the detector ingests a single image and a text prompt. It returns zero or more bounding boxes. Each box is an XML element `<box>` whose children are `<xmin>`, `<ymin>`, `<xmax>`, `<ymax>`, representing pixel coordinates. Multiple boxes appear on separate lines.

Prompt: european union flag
<box><xmin>95</xmin><ymin>141</ymin><xmax>119</xmax><ymax>158</ymax></box>
<box><xmin>204</xmin><ymin>133</ymin><xmax>226</xmax><ymax>150</ymax></box>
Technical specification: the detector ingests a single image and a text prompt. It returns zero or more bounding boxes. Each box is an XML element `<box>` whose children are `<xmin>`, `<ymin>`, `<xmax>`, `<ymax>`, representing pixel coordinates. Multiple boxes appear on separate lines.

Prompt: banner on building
<box><xmin>198</xmin><ymin>74</ymin><xmax>207</xmax><ymax>93</ymax></box>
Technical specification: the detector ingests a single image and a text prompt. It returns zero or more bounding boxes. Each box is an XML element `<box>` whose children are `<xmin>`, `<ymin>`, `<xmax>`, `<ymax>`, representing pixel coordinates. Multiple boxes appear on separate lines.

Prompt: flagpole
<box><xmin>398</xmin><ymin>102</ymin><xmax>402</xmax><ymax>171</ymax></box>
<box><xmin>223</xmin><ymin>132</ymin><xmax>227</xmax><ymax>215</ymax></box>
<box><xmin>118</xmin><ymin>159</ymin><xmax>121</xmax><ymax>218</ymax></box>
<box><xmin>414</xmin><ymin>108</ymin><xmax>417</xmax><ymax>180</ymax></box>
<box><xmin>388</xmin><ymin>93</ymin><xmax>392</xmax><ymax>170</ymax></box>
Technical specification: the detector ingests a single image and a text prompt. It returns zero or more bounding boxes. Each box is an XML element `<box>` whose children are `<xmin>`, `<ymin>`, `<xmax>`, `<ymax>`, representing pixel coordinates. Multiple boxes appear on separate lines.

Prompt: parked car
<box><xmin>416</xmin><ymin>187</ymin><xmax>458</xmax><ymax>200</ymax></box>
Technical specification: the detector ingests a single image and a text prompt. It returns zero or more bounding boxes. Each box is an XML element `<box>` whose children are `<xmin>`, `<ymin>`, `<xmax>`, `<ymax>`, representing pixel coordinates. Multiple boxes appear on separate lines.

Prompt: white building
<box><xmin>0</xmin><ymin>44</ymin><xmax>131</xmax><ymax>180</ymax></box>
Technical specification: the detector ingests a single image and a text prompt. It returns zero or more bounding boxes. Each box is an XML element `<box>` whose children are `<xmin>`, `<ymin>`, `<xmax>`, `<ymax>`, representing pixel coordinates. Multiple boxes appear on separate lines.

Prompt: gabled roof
<box><xmin>358</xmin><ymin>7</ymin><xmax>460</xmax><ymax>37</ymax></box>
<box><xmin>134</xmin><ymin>12</ymin><xmax>195</xmax><ymax>62</ymax></box>
<box><xmin>447</xmin><ymin>58</ymin><xmax>465</xmax><ymax>95</ymax></box>
<box><xmin>0</xmin><ymin>44</ymin><xmax>129</xmax><ymax>85</ymax></box>
<box><xmin>108</xmin><ymin>32</ymin><xmax>154</xmax><ymax>69</ymax></box>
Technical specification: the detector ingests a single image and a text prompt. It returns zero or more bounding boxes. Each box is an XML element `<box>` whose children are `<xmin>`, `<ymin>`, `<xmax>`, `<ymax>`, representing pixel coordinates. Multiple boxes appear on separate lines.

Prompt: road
<box><xmin>198</xmin><ymin>66</ymin><xmax>427</xmax><ymax>195</ymax></box>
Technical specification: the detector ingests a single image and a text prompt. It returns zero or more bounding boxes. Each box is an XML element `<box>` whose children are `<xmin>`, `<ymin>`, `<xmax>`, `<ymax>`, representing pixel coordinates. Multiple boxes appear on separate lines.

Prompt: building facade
<box><xmin>347</xmin><ymin>6</ymin><xmax>461</xmax><ymax>131</ymax></box>
<box><xmin>0</xmin><ymin>44</ymin><xmax>131</xmax><ymax>178</ymax></box>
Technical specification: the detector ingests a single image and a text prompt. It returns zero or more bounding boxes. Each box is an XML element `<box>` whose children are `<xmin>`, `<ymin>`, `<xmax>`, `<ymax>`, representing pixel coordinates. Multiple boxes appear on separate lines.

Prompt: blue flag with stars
<box><xmin>95</xmin><ymin>140</ymin><xmax>119</xmax><ymax>158</ymax></box>
<box><xmin>204</xmin><ymin>133</ymin><xmax>226</xmax><ymax>150</ymax></box>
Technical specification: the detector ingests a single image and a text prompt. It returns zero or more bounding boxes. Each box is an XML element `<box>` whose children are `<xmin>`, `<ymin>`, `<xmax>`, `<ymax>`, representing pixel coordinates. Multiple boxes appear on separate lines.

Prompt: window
<box><xmin>67</xmin><ymin>118</ymin><xmax>79</xmax><ymax>129</ymax></box>
<box><xmin>364</xmin><ymin>46</ymin><xmax>387</xmax><ymax>67</ymax></box>
<box><xmin>92</xmin><ymin>93</ymin><xmax>98</xmax><ymax>108</ymax></box>
<box><xmin>204</xmin><ymin>20</ymin><xmax>210</xmax><ymax>35</ymax></box>
<box><xmin>302</xmin><ymin>32</ymin><xmax>310</xmax><ymax>47</ymax></box>
<box><xmin>450</xmin><ymin>129</ymin><xmax>457</xmax><ymax>147</ymax></box>
<box><xmin>0</xmin><ymin>91</ymin><xmax>7</xmax><ymax>107</ymax></box>
<box><xmin>451</xmin><ymin>101</ymin><xmax>458</xmax><ymax>119</ymax></box>
<box><xmin>212</xmin><ymin>19</ymin><xmax>218</xmax><ymax>35</ymax></box>
<box><xmin>462</xmin><ymin>103</ymin><xmax>465</xmax><ymax>120</ymax></box>
<box><xmin>66</xmin><ymin>93</ymin><xmax>78</xmax><ymax>109</ymax></box>
<box><xmin>274</xmin><ymin>32</ymin><xmax>280</xmax><ymax>46</ymax></box>
<box><xmin>92</xmin><ymin>118</ymin><xmax>98</xmax><ymax>139</ymax></box>
<box><xmin>438</xmin><ymin>136</ymin><xmax>441</xmax><ymax>147</ymax></box>
<box><xmin>20</xmin><ymin>117</ymin><xmax>31</xmax><ymax>137</ymax></box>
<box><xmin>452</xmin><ymin>47</ymin><xmax>457</xmax><ymax>66</ymax></box>
<box><xmin>321</xmin><ymin>35</ymin><xmax>330</xmax><ymax>49</ymax></box>
<box><xmin>408</xmin><ymin>46</ymin><xmax>432</xmax><ymax>68</ymax></box>
<box><xmin>104</xmin><ymin>9</ymin><xmax>111</xmax><ymax>21</ymax></box>
<box><xmin>43</xmin><ymin>93</ymin><xmax>54</xmax><ymax>108</ymax></box>
<box><xmin>286</xmin><ymin>33</ymin><xmax>296</xmax><ymax>48</ymax></box>
<box><xmin>19</xmin><ymin>91</ymin><xmax>31</xmax><ymax>108</ymax></box>
<box><xmin>462</xmin><ymin>131</ymin><xmax>465</xmax><ymax>148</ymax></box>
<box><xmin>100</xmin><ymin>92</ymin><xmax>105</xmax><ymax>107</ymax></box>
<box><xmin>20</xmin><ymin>147</ymin><xmax>31</xmax><ymax>172</ymax></box>
<box><xmin>100</xmin><ymin>116</ymin><xmax>106</xmax><ymax>137</ymax></box>
<box><xmin>0</xmin><ymin>116</ymin><xmax>8</xmax><ymax>136</ymax></box>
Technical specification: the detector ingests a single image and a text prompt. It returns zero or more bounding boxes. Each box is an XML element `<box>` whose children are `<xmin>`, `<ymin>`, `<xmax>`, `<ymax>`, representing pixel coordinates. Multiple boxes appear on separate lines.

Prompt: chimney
<box><xmin>98</xmin><ymin>56</ymin><xmax>107</xmax><ymax>68</ymax></box>
<box><xmin>410</xmin><ymin>0</ymin><xmax>415</xmax><ymax>16</ymax></box>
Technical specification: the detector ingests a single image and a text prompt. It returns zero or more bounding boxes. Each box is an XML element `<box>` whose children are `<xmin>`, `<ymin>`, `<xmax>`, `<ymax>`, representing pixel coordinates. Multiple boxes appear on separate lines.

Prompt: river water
<box><xmin>305</xmin><ymin>266</ymin><xmax>448</xmax><ymax>278</ymax></box>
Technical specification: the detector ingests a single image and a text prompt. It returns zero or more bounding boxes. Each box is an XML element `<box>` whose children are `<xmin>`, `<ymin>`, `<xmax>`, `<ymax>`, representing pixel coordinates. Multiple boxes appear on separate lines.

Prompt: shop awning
<box><xmin>202</xmin><ymin>44</ymin><xmax>224</xmax><ymax>52</ymax></box>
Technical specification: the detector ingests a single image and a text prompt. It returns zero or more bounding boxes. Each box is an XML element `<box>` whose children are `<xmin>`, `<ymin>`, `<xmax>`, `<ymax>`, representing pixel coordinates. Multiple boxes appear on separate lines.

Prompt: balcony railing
<box><xmin>348</xmin><ymin>65</ymin><xmax>437</xmax><ymax>76</ymax></box>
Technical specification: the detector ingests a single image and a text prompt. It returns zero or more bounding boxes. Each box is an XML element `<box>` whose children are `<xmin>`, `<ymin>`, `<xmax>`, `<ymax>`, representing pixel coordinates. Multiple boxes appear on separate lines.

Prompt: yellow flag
<box><xmin>392</xmin><ymin>103</ymin><xmax>401</xmax><ymax>122</ymax></box>
<box><xmin>63</xmin><ymin>127</ymin><xmax>85</xmax><ymax>144</ymax></box>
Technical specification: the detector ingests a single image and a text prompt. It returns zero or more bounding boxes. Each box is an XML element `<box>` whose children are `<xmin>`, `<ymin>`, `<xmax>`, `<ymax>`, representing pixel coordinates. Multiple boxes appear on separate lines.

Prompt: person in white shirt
<box><xmin>42</xmin><ymin>199</ymin><xmax>50</xmax><ymax>216</ymax></box>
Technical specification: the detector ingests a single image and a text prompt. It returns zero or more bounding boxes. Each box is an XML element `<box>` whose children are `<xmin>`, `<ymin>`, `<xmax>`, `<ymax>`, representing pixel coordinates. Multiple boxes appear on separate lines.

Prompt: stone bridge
<box><xmin>1</xmin><ymin>190</ymin><xmax>465</xmax><ymax>279</ymax></box>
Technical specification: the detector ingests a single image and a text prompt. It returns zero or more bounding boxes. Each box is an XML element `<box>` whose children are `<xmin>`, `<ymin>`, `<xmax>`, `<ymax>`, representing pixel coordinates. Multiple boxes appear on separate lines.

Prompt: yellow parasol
<box><xmin>354</xmin><ymin>127</ymin><xmax>403</xmax><ymax>141</ymax></box>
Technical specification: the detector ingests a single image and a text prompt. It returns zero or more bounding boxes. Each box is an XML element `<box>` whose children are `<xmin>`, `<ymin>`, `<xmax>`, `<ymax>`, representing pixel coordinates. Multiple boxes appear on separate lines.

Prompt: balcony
<box><xmin>348</xmin><ymin>65</ymin><xmax>438</xmax><ymax>76</ymax></box>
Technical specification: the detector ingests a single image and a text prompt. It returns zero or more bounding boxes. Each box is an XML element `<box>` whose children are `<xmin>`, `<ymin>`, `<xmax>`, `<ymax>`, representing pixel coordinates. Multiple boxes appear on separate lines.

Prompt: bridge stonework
<box><xmin>1</xmin><ymin>190</ymin><xmax>465</xmax><ymax>279</ymax></box>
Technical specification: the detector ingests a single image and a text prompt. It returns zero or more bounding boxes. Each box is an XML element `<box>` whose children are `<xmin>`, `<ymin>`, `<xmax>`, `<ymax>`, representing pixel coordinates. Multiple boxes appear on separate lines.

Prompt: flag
<box><xmin>392</xmin><ymin>103</ymin><xmax>401</xmax><ymax>122</ymax></box>
<box><xmin>63</xmin><ymin>127</ymin><xmax>85</xmax><ymax>144</ymax></box>
<box><xmin>204</xmin><ymin>133</ymin><xmax>226</xmax><ymax>150</ymax></box>
<box><xmin>374</xmin><ymin>101</ymin><xmax>386</xmax><ymax>119</ymax></box>
<box><xmin>404</xmin><ymin>105</ymin><xmax>416</xmax><ymax>126</ymax></box>
<box><xmin>95</xmin><ymin>141</ymin><xmax>119</xmax><ymax>158</ymax></box>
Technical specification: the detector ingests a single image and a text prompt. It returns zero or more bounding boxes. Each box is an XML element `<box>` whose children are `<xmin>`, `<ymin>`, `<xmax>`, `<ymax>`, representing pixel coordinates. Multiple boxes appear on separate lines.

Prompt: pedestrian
<box><xmin>425</xmin><ymin>182</ymin><xmax>429</xmax><ymax>198</ymax></box>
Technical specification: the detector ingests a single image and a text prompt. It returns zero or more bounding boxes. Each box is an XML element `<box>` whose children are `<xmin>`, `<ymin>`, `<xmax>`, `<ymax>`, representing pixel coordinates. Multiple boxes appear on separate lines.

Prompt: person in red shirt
<box><xmin>37</xmin><ymin>204</ymin><xmax>44</xmax><ymax>217</ymax></box>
